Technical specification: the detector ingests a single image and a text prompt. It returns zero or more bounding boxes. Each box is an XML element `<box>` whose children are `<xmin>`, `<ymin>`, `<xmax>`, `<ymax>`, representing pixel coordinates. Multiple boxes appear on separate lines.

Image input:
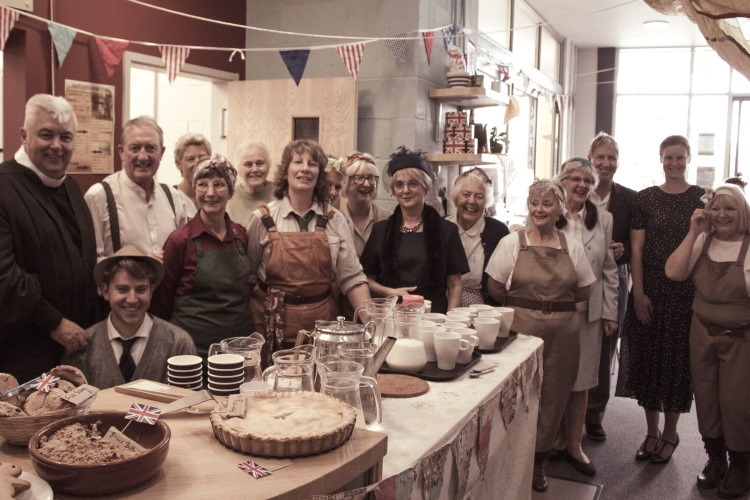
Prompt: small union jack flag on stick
<box><xmin>238</xmin><ymin>461</ymin><xmax>271</xmax><ymax>479</ymax></box>
<box><xmin>125</xmin><ymin>403</ymin><xmax>162</xmax><ymax>425</ymax></box>
<box><xmin>31</xmin><ymin>373</ymin><xmax>59</xmax><ymax>393</ymax></box>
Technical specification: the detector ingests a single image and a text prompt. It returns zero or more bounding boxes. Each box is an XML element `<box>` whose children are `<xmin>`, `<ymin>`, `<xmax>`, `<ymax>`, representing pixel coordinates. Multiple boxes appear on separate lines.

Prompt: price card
<box><xmin>103</xmin><ymin>426</ymin><xmax>146</xmax><ymax>454</ymax></box>
<box><xmin>60</xmin><ymin>384</ymin><xmax>99</xmax><ymax>406</ymax></box>
<box><xmin>226</xmin><ymin>394</ymin><xmax>246</xmax><ymax>417</ymax></box>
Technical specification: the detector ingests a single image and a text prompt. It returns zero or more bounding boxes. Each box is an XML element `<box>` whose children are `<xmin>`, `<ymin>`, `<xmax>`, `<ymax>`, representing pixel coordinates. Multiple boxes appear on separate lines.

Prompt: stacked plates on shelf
<box><xmin>207</xmin><ymin>354</ymin><xmax>245</xmax><ymax>396</ymax></box>
<box><xmin>167</xmin><ymin>355</ymin><xmax>203</xmax><ymax>390</ymax></box>
<box><xmin>446</xmin><ymin>70</ymin><xmax>471</xmax><ymax>88</ymax></box>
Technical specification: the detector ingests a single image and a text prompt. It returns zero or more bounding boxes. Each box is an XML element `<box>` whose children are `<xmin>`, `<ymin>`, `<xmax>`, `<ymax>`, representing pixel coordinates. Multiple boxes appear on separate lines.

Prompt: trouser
<box><xmin>690</xmin><ymin>315</ymin><xmax>750</xmax><ymax>452</ymax></box>
<box><xmin>586</xmin><ymin>263</ymin><xmax>628</xmax><ymax>425</ymax></box>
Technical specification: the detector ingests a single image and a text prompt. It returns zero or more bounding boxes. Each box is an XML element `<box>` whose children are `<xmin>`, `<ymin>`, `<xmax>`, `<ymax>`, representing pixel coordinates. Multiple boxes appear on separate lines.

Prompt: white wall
<box><xmin>572</xmin><ymin>48</ymin><xmax>598</xmax><ymax>157</ymax></box>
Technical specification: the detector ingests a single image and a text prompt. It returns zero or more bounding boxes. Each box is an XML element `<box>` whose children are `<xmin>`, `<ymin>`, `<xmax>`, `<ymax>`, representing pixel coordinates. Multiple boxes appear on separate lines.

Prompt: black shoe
<box><xmin>650</xmin><ymin>435</ymin><xmax>680</xmax><ymax>465</ymax></box>
<box><xmin>718</xmin><ymin>451</ymin><xmax>750</xmax><ymax>499</ymax></box>
<box><xmin>533</xmin><ymin>453</ymin><xmax>548</xmax><ymax>492</ymax></box>
<box><xmin>548</xmin><ymin>447</ymin><xmax>566</xmax><ymax>461</ymax></box>
<box><xmin>565</xmin><ymin>452</ymin><xmax>597</xmax><ymax>476</ymax></box>
<box><xmin>636</xmin><ymin>433</ymin><xmax>661</xmax><ymax>461</ymax></box>
<box><xmin>585</xmin><ymin>423</ymin><xmax>607</xmax><ymax>441</ymax></box>
<box><xmin>697</xmin><ymin>455</ymin><xmax>728</xmax><ymax>489</ymax></box>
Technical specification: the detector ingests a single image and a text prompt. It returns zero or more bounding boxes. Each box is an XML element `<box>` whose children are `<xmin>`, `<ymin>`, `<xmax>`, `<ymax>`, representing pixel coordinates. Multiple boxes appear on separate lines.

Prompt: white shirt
<box><xmin>173</xmin><ymin>188</ymin><xmax>198</xmax><ymax>219</ymax></box>
<box><xmin>106</xmin><ymin>313</ymin><xmax>152</xmax><ymax>366</ymax></box>
<box><xmin>14</xmin><ymin>147</ymin><xmax>65</xmax><ymax>188</ymax></box>
<box><xmin>485</xmin><ymin>230</ymin><xmax>596</xmax><ymax>290</ymax></box>
<box><xmin>446</xmin><ymin>215</ymin><xmax>485</xmax><ymax>289</ymax></box>
<box><xmin>562</xmin><ymin>205</ymin><xmax>585</xmax><ymax>246</ymax></box>
<box><xmin>246</xmin><ymin>196</ymin><xmax>368</xmax><ymax>295</ymax></box>
<box><xmin>589</xmin><ymin>190</ymin><xmax>610</xmax><ymax>210</ymax></box>
<box><xmin>689</xmin><ymin>232</ymin><xmax>750</xmax><ymax>297</ymax></box>
<box><xmin>85</xmin><ymin>170</ymin><xmax>190</xmax><ymax>261</ymax></box>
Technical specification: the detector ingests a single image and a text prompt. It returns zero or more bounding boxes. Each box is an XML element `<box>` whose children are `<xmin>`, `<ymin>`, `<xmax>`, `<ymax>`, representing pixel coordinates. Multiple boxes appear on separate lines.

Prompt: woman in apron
<box><xmin>666</xmin><ymin>184</ymin><xmax>750</xmax><ymax>499</ymax></box>
<box><xmin>246</xmin><ymin>140</ymin><xmax>370</xmax><ymax>367</ymax></box>
<box><xmin>486</xmin><ymin>179</ymin><xmax>596</xmax><ymax>493</ymax></box>
<box><xmin>152</xmin><ymin>155</ymin><xmax>253</xmax><ymax>358</ymax></box>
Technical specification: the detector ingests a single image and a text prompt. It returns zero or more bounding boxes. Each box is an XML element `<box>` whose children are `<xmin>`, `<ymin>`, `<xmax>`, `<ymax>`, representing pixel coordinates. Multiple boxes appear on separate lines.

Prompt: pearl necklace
<box><xmin>401</xmin><ymin>218</ymin><xmax>424</xmax><ymax>233</ymax></box>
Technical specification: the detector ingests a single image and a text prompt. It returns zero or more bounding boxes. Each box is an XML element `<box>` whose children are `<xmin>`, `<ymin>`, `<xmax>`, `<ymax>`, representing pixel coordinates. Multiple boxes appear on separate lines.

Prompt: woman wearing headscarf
<box><xmin>446</xmin><ymin>168</ymin><xmax>509</xmax><ymax>306</ymax></box>
<box><xmin>666</xmin><ymin>184</ymin><xmax>750</xmax><ymax>498</ymax></box>
<box><xmin>360</xmin><ymin>147</ymin><xmax>468</xmax><ymax>313</ymax></box>
<box><xmin>152</xmin><ymin>154</ymin><xmax>251</xmax><ymax>357</ymax></box>
<box><xmin>246</xmin><ymin>139</ymin><xmax>370</xmax><ymax>365</ymax></box>
<box><xmin>486</xmin><ymin>179</ymin><xmax>595</xmax><ymax>492</ymax></box>
<box><xmin>226</xmin><ymin>141</ymin><xmax>274</xmax><ymax>229</ymax></box>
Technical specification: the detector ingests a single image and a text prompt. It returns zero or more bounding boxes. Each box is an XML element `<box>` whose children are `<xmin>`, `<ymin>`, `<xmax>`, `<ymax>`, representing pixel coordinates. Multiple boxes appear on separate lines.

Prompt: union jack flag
<box><xmin>125</xmin><ymin>403</ymin><xmax>162</xmax><ymax>425</ymax></box>
<box><xmin>237</xmin><ymin>461</ymin><xmax>271</xmax><ymax>479</ymax></box>
<box><xmin>31</xmin><ymin>373</ymin><xmax>59</xmax><ymax>393</ymax></box>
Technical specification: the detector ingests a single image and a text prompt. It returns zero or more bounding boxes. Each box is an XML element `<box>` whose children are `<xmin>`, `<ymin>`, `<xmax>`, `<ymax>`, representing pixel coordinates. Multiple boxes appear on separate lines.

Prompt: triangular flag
<box><xmin>1</xmin><ymin>6</ymin><xmax>19</xmax><ymax>51</ymax></box>
<box><xmin>422</xmin><ymin>32</ymin><xmax>434</xmax><ymax>64</ymax></box>
<box><xmin>336</xmin><ymin>43</ymin><xmax>364</xmax><ymax>80</ymax></box>
<box><xmin>382</xmin><ymin>34</ymin><xmax>407</xmax><ymax>69</ymax></box>
<box><xmin>159</xmin><ymin>45</ymin><xmax>190</xmax><ymax>84</ymax></box>
<box><xmin>48</xmin><ymin>23</ymin><xmax>76</xmax><ymax>67</ymax></box>
<box><xmin>95</xmin><ymin>38</ymin><xmax>129</xmax><ymax>77</ymax></box>
<box><xmin>442</xmin><ymin>26</ymin><xmax>455</xmax><ymax>50</ymax></box>
<box><xmin>279</xmin><ymin>49</ymin><xmax>310</xmax><ymax>86</ymax></box>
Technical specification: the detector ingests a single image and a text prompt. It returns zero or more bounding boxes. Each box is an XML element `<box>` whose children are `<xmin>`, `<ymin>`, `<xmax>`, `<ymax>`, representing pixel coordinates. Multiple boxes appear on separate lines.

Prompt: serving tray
<box><xmin>476</xmin><ymin>330</ymin><xmax>518</xmax><ymax>354</ymax></box>
<box><xmin>379</xmin><ymin>351</ymin><xmax>482</xmax><ymax>381</ymax></box>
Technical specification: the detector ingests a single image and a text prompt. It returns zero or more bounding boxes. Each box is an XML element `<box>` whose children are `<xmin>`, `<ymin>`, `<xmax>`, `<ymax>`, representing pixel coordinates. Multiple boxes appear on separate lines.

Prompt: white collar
<box><xmin>14</xmin><ymin>146</ymin><xmax>66</xmax><ymax>188</ymax></box>
<box><xmin>106</xmin><ymin>313</ymin><xmax>153</xmax><ymax>342</ymax></box>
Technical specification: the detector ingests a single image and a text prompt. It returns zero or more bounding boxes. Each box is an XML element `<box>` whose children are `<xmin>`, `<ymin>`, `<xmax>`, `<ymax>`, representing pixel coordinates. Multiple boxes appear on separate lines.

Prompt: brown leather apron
<box><xmin>505</xmin><ymin>230</ymin><xmax>581</xmax><ymax>453</ymax></box>
<box><xmin>250</xmin><ymin>203</ymin><xmax>338</xmax><ymax>367</ymax></box>
<box><xmin>690</xmin><ymin>233</ymin><xmax>750</xmax><ymax>451</ymax></box>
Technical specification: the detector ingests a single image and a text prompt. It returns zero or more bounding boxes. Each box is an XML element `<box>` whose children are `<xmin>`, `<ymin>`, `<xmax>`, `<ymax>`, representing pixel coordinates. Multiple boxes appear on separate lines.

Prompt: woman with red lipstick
<box><xmin>616</xmin><ymin>135</ymin><xmax>705</xmax><ymax>465</ymax></box>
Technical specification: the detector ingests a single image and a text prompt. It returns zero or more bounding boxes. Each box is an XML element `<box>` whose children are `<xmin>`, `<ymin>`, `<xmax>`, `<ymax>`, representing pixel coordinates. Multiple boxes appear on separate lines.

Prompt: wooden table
<box><xmin>0</xmin><ymin>387</ymin><xmax>387</xmax><ymax>499</ymax></box>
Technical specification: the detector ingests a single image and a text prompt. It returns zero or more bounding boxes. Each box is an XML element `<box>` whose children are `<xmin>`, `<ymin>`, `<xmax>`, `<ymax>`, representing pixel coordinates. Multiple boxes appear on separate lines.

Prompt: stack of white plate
<box><xmin>446</xmin><ymin>70</ymin><xmax>471</xmax><ymax>88</ymax></box>
<box><xmin>167</xmin><ymin>355</ymin><xmax>203</xmax><ymax>390</ymax></box>
<box><xmin>207</xmin><ymin>354</ymin><xmax>245</xmax><ymax>396</ymax></box>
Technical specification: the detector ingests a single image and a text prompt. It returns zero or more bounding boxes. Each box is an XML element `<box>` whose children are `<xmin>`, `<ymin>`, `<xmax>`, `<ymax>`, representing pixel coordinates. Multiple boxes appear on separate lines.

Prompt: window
<box><xmin>539</xmin><ymin>28</ymin><xmax>560</xmax><ymax>81</ymax></box>
<box><xmin>477</xmin><ymin>0</ymin><xmax>510</xmax><ymax>49</ymax></box>
<box><xmin>512</xmin><ymin>5</ymin><xmax>538</xmax><ymax>68</ymax></box>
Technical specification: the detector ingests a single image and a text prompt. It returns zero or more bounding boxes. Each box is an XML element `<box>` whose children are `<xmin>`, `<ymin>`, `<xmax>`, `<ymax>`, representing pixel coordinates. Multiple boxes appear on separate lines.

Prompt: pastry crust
<box><xmin>24</xmin><ymin>389</ymin><xmax>71</xmax><ymax>416</ymax></box>
<box><xmin>49</xmin><ymin>365</ymin><xmax>87</xmax><ymax>386</ymax></box>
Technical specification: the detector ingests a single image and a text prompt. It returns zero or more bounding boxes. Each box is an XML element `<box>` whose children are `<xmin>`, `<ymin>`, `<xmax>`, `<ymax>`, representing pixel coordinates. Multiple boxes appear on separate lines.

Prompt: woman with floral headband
<box><xmin>152</xmin><ymin>154</ymin><xmax>252</xmax><ymax>357</ymax></box>
<box><xmin>666</xmin><ymin>184</ymin><xmax>750</xmax><ymax>498</ymax></box>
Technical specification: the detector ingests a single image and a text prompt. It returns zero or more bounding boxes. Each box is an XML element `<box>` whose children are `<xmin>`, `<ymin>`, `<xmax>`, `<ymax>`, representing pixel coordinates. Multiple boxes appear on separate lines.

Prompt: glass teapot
<box><xmin>296</xmin><ymin>316</ymin><xmax>375</xmax><ymax>359</ymax></box>
<box><xmin>208</xmin><ymin>332</ymin><xmax>265</xmax><ymax>382</ymax></box>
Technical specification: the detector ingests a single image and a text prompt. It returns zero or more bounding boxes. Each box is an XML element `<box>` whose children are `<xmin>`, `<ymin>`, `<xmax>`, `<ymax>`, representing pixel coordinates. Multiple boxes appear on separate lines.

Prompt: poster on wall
<box><xmin>64</xmin><ymin>80</ymin><xmax>115</xmax><ymax>174</ymax></box>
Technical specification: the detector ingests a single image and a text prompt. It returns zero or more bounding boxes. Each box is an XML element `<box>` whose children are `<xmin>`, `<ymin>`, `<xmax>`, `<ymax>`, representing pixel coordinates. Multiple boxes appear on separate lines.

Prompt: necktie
<box><xmin>117</xmin><ymin>338</ymin><xmax>137</xmax><ymax>382</ymax></box>
<box><xmin>291</xmin><ymin>210</ymin><xmax>315</xmax><ymax>231</ymax></box>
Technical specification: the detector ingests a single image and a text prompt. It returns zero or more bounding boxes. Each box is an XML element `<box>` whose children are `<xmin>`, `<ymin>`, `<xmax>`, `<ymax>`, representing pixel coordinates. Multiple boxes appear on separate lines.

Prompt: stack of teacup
<box><xmin>167</xmin><ymin>355</ymin><xmax>203</xmax><ymax>390</ymax></box>
<box><xmin>207</xmin><ymin>353</ymin><xmax>245</xmax><ymax>396</ymax></box>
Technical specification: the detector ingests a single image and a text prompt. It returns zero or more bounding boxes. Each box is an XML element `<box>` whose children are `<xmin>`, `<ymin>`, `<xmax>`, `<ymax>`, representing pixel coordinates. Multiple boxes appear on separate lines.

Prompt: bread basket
<box><xmin>0</xmin><ymin>396</ymin><xmax>94</xmax><ymax>445</ymax></box>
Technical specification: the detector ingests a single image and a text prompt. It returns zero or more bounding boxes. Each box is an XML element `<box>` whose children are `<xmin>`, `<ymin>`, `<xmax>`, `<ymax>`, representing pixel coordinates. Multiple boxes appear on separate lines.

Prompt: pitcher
<box><xmin>383</xmin><ymin>303</ymin><xmax>427</xmax><ymax>373</ymax></box>
<box><xmin>318</xmin><ymin>359</ymin><xmax>382</xmax><ymax>428</ymax></box>
<box><xmin>337</xmin><ymin>342</ymin><xmax>382</xmax><ymax>424</ymax></box>
<box><xmin>261</xmin><ymin>344</ymin><xmax>316</xmax><ymax>392</ymax></box>
<box><xmin>353</xmin><ymin>296</ymin><xmax>398</xmax><ymax>346</ymax></box>
<box><xmin>208</xmin><ymin>332</ymin><xmax>265</xmax><ymax>382</ymax></box>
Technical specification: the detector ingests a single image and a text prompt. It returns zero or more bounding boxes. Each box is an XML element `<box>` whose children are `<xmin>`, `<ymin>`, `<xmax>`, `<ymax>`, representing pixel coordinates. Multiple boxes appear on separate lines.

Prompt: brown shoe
<box><xmin>636</xmin><ymin>432</ymin><xmax>661</xmax><ymax>461</ymax></box>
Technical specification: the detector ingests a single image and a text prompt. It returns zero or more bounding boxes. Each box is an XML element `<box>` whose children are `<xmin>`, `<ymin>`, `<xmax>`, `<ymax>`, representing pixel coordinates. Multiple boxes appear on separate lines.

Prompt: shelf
<box><xmin>428</xmin><ymin>87</ymin><xmax>510</xmax><ymax>109</ymax></box>
<box><xmin>425</xmin><ymin>153</ymin><xmax>501</xmax><ymax>167</ymax></box>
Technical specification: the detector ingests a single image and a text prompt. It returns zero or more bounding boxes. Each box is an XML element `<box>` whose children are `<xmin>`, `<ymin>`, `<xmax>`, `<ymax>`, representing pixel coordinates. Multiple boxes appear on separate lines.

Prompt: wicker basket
<box><xmin>0</xmin><ymin>396</ymin><xmax>94</xmax><ymax>446</ymax></box>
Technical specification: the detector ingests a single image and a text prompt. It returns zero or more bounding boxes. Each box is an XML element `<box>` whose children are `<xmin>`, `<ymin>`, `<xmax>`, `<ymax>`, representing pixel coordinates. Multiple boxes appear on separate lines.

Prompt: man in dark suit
<box><xmin>0</xmin><ymin>94</ymin><xmax>99</xmax><ymax>381</ymax></box>
<box><xmin>585</xmin><ymin>132</ymin><xmax>637</xmax><ymax>441</ymax></box>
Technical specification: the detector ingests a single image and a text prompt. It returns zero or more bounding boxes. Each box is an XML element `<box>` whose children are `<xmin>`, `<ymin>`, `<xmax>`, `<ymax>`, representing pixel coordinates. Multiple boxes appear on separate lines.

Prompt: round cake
<box><xmin>210</xmin><ymin>391</ymin><xmax>356</xmax><ymax>457</ymax></box>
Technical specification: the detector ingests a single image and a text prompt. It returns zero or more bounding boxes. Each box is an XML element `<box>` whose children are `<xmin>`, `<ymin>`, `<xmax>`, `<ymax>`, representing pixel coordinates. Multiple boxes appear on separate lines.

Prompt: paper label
<box><xmin>103</xmin><ymin>426</ymin><xmax>146</xmax><ymax>453</ymax></box>
<box><xmin>61</xmin><ymin>384</ymin><xmax>99</xmax><ymax>406</ymax></box>
<box><xmin>127</xmin><ymin>380</ymin><xmax>169</xmax><ymax>392</ymax></box>
<box><xmin>226</xmin><ymin>394</ymin><xmax>246</xmax><ymax>417</ymax></box>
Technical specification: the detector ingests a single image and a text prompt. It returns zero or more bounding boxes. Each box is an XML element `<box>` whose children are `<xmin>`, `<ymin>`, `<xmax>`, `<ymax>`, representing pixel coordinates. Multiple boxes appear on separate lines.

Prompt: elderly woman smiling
<box><xmin>361</xmin><ymin>147</ymin><xmax>468</xmax><ymax>313</ymax></box>
<box><xmin>226</xmin><ymin>141</ymin><xmax>274</xmax><ymax>229</ymax></box>
<box><xmin>446</xmin><ymin>168</ymin><xmax>509</xmax><ymax>306</ymax></box>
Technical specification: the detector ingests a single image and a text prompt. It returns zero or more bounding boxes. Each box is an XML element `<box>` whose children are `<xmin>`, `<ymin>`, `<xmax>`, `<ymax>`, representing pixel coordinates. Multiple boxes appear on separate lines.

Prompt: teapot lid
<box><xmin>315</xmin><ymin>316</ymin><xmax>366</xmax><ymax>335</ymax></box>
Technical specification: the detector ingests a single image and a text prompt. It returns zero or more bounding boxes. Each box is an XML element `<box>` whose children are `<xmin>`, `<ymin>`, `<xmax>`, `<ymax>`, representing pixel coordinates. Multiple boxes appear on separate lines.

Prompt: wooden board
<box><xmin>114</xmin><ymin>379</ymin><xmax>187</xmax><ymax>403</ymax></box>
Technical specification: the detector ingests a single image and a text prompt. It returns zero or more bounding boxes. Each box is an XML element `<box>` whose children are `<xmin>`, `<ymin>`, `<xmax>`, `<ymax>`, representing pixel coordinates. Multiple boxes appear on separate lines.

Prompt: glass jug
<box><xmin>318</xmin><ymin>360</ymin><xmax>382</xmax><ymax>428</ymax></box>
<box><xmin>383</xmin><ymin>303</ymin><xmax>427</xmax><ymax>373</ymax></box>
<box><xmin>208</xmin><ymin>332</ymin><xmax>265</xmax><ymax>382</ymax></box>
<box><xmin>261</xmin><ymin>344</ymin><xmax>316</xmax><ymax>392</ymax></box>
<box><xmin>337</xmin><ymin>342</ymin><xmax>382</xmax><ymax>424</ymax></box>
<box><xmin>353</xmin><ymin>296</ymin><xmax>398</xmax><ymax>346</ymax></box>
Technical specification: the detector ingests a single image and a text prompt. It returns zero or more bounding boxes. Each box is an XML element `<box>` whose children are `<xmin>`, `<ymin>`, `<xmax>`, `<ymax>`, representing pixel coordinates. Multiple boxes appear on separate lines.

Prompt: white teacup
<box><xmin>424</xmin><ymin>300</ymin><xmax>432</xmax><ymax>314</ymax></box>
<box><xmin>433</xmin><ymin>332</ymin><xmax>471</xmax><ymax>371</ymax></box>
<box><xmin>421</xmin><ymin>326</ymin><xmax>446</xmax><ymax>362</ymax></box>
<box><xmin>494</xmin><ymin>307</ymin><xmax>515</xmax><ymax>337</ymax></box>
<box><xmin>477</xmin><ymin>310</ymin><xmax>503</xmax><ymax>321</ymax></box>
<box><xmin>450</xmin><ymin>307</ymin><xmax>477</xmax><ymax>318</ymax></box>
<box><xmin>450</xmin><ymin>328</ymin><xmax>479</xmax><ymax>363</ymax></box>
<box><xmin>444</xmin><ymin>320</ymin><xmax>470</xmax><ymax>330</ymax></box>
<box><xmin>469</xmin><ymin>304</ymin><xmax>493</xmax><ymax>313</ymax></box>
<box><xmin>423</xmin><ymin>313</ymin><xmax>447</xmax><ymax>324</ymax></box>
<box><xmin>473</xmin><ymin>318</ymin><xmax>500</xmax><ymax>349</ymax></box>
<box><xmin>421</xmin><ymin>320</ymin><xmax>438</xmax><ymax>328</ymax></box>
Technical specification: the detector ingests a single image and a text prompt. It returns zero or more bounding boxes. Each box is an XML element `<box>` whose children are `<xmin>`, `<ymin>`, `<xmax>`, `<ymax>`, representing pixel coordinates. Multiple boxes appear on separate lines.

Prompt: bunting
<box><xmin>382</xmin><ymin>34</ymin><xmax>407</xmax><ymax>68</ymax></box>
<box><xmin>336</xmin><ymin>43</ymin><xmax>364</xmax><ymax>80</ymax></box>
<box><xmin>159</xmin><ymin>45</ymin><xmax>190</xmax><ymax>84</ymax></box>
<box><xmin>48</xmin><ymin>24</ymin><xmax>77</xmax><ymax>67</ymax></box>
<box><xmin>95</xmin><ymin>38</ymin><xmax>130</xmax><ymax>77</ymax></box>
<box><xmin>442</xmin><ymin>26</ymin><xmax>455</xmax><ymax>50</ymax></box>
<box><xmin>0</xmin><ymin>6</ymin><xmax>19</xmax><ymax>50</ymax></box>
<box><xmin>279</xmin><ymin>49</ymin><xmax>310</xmax><ymax>86</ymax></box>
<box><xmin>422</xmin><ymin>31</ymin><xmax>434</xmax><ymax>64</ymax></box>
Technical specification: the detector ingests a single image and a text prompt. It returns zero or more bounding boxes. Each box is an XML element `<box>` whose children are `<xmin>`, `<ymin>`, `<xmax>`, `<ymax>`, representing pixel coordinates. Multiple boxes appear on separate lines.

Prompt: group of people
<box><xmin>1</xmin><ymin>94</ymin><xmax>748</xmax><ymax>499</ymax></box>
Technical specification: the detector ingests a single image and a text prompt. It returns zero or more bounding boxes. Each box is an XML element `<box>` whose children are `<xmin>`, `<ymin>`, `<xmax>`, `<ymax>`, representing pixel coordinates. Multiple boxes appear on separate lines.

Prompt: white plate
<box><xmin>17</xmin><ymin>472</ymin><xmax>53</xmax><ymax>500</ymax></box>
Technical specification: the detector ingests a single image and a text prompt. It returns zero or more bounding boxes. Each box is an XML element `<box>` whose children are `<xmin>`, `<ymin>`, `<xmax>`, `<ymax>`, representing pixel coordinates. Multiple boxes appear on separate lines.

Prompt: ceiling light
<box><xmin>642</xmin><ymin>20</ymin><xmax>670</xmax><ymax>30</ymax></box>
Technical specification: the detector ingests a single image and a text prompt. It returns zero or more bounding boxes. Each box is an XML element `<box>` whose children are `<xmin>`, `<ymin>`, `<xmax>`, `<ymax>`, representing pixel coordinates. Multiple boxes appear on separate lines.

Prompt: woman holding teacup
<box><xmin>549</xmin><ymin>159</ymin><xmax>619</xmax><ymax>477</ymax></box>
<box><xmin>665</xmin><ymin>184</ymin><xmax>750</xmax><ymax>497</ymax></box>
<box><xmin>486</xmin><ymin>179</ymin><xmax>595</xmax><ymax>492</ymax></box>
<box><xmin>360</xmin><ymin>147</ymin><xmax>469</xmax><ymax>314</ymax></box>
<box><xmin>447</xmin><ymin>168</ymin><xmax>509</xmax><ymax>306</ymax></box>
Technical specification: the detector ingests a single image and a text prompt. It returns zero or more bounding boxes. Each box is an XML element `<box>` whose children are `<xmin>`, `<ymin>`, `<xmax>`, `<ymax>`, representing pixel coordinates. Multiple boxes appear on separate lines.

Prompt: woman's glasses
<box><xmin>351</xmin><ymin>175</ymin><xmax>379</xmax><ymax>185</ymax></box>
<box><xmin>195</xmin><ymin>180</ymin><xmax>228</xmax><ymax>192</ymax></box>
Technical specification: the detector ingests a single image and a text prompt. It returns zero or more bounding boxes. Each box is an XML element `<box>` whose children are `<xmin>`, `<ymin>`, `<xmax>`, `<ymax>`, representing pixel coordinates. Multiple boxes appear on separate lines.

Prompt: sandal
<box><xmin>650</xmin><ymin>434</ymin><xmax>680</xmax><ymax>464</ymax></box>
<box><xmin>636</xmin><ymin>432</ymin><xmax>661</xmax><ymax>461</ymax></box>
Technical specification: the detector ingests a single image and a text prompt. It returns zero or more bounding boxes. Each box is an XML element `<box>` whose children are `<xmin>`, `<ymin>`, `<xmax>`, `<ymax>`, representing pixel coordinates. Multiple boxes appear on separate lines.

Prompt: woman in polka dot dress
<box><xmin>616</xmin><ymin>135</ymin><xmax>705</xmax><ymax>464</ymax></box>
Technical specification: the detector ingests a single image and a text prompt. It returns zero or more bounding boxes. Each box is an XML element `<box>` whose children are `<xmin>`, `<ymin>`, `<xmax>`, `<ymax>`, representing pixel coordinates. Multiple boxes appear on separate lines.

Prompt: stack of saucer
<box><xmin>167</xmin><ymin>355</ymin><xmax>203</xmax><ymax>390</ymax></box>
<box><xmin>207</xmin><ymin>354</ymin><xmax>245</xmax><ymax>396</ymax></box>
